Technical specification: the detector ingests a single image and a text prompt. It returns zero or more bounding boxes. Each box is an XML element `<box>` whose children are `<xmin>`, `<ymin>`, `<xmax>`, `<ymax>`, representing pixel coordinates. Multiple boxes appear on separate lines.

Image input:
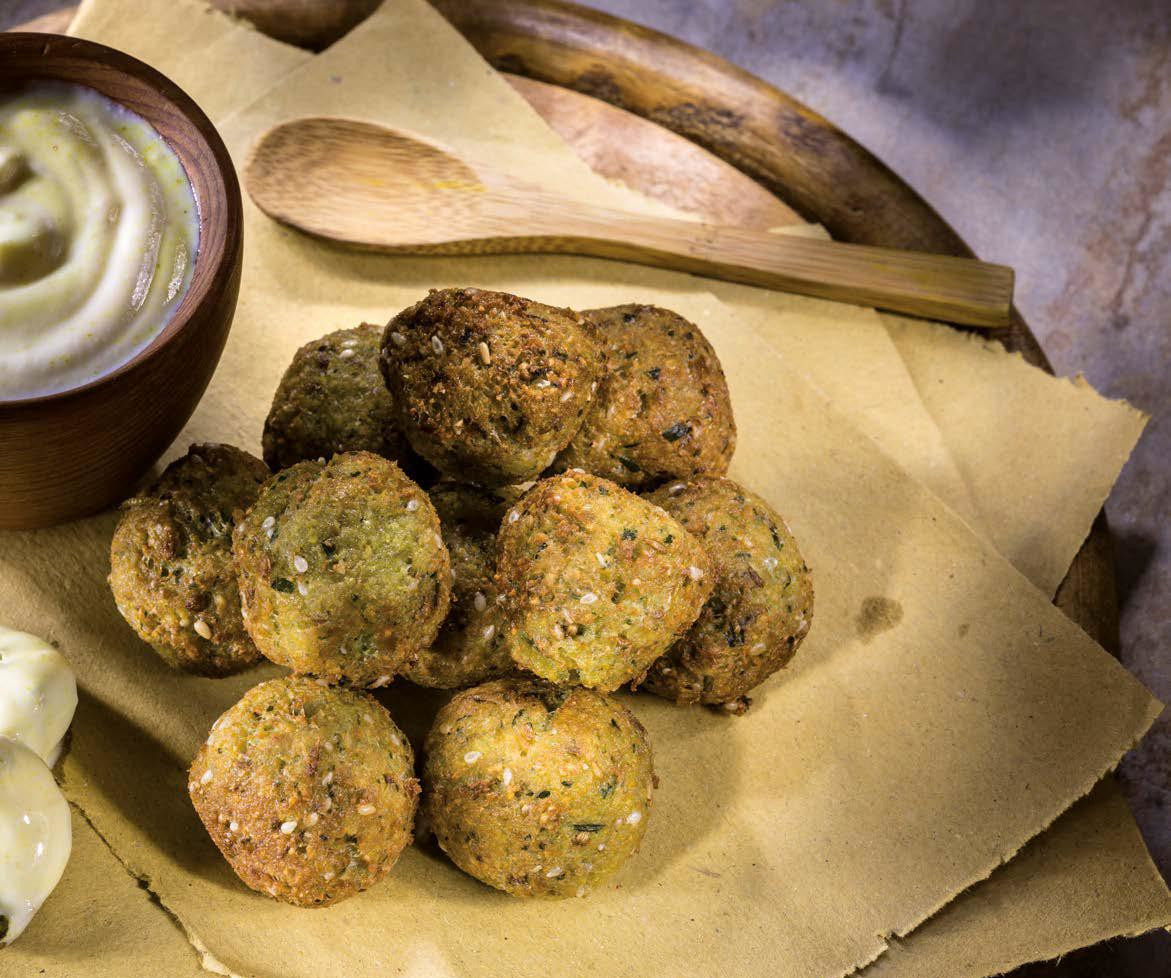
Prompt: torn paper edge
<box><xmin>67</xmin><ymin>800</ymin><xmax>245</xmax><ymax>977</ymax></box>
<box><xmin>838</xmin><ymin>719</ymin><xmax>1167</xmax><ymax>978</ymax></box>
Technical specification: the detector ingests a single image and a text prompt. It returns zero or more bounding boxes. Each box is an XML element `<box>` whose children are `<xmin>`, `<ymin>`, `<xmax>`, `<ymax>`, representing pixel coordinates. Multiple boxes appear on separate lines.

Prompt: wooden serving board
<box><xmin>7</xmin><ymin>3</ymin><xmax>1130</xmax><ymax>973</ymax></box>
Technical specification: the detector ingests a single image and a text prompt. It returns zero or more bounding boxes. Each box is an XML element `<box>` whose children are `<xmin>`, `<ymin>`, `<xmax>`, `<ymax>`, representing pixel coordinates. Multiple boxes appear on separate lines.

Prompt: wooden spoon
<box><xmin>244</xmin><ymin>117</ymin><xmax>1013</xmax><ymax>326</ymax></box>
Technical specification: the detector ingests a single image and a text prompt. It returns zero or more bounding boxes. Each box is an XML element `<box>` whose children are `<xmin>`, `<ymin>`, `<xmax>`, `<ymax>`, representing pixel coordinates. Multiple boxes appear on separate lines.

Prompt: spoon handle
<box><xmin>459</xmin><ymin>200</ymin><xmax>1014</xmax><ymax>327</ymax></box>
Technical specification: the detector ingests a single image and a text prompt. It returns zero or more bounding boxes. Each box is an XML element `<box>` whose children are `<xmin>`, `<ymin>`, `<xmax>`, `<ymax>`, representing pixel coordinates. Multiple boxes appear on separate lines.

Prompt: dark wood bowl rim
<box><xmin>0</xmin><ymin>33</ymin><xmax>241</xmax><ymax>410</ymax></box>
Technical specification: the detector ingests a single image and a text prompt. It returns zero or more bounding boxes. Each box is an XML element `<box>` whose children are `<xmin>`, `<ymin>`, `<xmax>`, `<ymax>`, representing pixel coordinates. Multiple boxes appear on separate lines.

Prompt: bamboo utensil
<box><xmin>244</xmin><ymin>116</ymin><xmax>1013</xmax><ymax>326</ymax></box>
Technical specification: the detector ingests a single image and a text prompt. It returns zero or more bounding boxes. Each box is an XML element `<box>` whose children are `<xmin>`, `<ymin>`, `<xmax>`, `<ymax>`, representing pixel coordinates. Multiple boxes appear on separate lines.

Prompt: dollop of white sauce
<box><xmin>0</xmin><ymin>81</ymin><xmax>199</xmax><ymax>400</ymax></box>
<box><xmin>0</xmin><ymin>626</ymin><xmax>78</xmax><ymax>767</ymax></box>
<box><xmin>0</xmin><ymin>738</ymin><xmax>72</xmax><ymax>946</ymax></box>
<box><xmin>0</xmin><ymin>627</ymin><xmax>76</xmax><ymax>946</ymax></box>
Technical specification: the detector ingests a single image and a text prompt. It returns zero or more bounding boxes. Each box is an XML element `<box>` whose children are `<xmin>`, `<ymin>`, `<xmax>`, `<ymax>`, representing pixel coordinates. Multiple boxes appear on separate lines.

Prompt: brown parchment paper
<box><xmin>10</xmin><ymin>276</ymin><xmax>1161</xmax><ymax>978</ymax></box>
<box><xmin>0</xmin><ymin>810</ymin><xmax>208</xmax><ymax>978</ymax></box>
<box><xmin>864</xmin><ymin>781</ymin><xmax>1171</xmax><ymax>978</ymax></box>
<box><xmin>2</xmin><ymin>1</ymin><xmax>1161</xmax><ymax>978</ymax></box>
<box><xmin>883</xmin><ymin>314</ymin><xmax>1148</xmax><ymax>596</ymax></box>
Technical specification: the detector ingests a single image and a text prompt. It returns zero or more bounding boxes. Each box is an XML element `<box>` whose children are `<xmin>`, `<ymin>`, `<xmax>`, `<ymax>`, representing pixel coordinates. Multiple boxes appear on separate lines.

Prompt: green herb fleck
<box><xmin>572</xmin><ymin>823</ymin><xmax>604</xmax><ymax>833</ymax></box>
<box><xmin>661</xmin><ymin>421</ymin><xmax>692</xmax><ymax>442</ymax></box>
<box><xmin>271</xmin><ymin>578</ymin><xmax>295</xmax><ymax>593</ymax></box>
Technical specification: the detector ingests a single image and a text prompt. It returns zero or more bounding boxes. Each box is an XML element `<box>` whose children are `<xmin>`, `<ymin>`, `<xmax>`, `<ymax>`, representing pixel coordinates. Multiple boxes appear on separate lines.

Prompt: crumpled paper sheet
<box><xmin>0</xmin><ymin>1</ymin><xmax>1161</xmax><ymax>978</ymax></box>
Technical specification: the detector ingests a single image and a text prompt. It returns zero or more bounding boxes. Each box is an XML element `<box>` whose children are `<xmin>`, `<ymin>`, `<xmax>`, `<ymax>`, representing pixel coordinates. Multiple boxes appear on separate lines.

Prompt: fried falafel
<box><xmin>496</xmin><ymin>471</ymin><xmax>712</xmax><ymax>691</ymax></box>
<box><xmin>108</xmin><ymin>443</ymin><xmax>269</xmax><ymax>677</ymax></box>
<box><xmin>402</xmin><ymin>482</ymin><xmax>522</xmax><ymax>690</ymax></box>
<box><xmin>554</xmin><ymin>304</ymin><xmax>735</xmax><ymax>488</ymax></box>
<box><xmin>423</xmin><ymin>678</ymin><xmax>654</xmax><ymax>898</ymax></box>
<box><xmin>262</xmin><ymin>324</ymin><xmax>417</xmax><ymax>473</ymax></box>
<box><xmin>380</xmin><ymin>289</ymin><xmax>601</xmax><ymax>484</ymax></box>
<box><xmin>189</xmin><ymin>676</ymin><xmax>419</xmax><ymax>907</ymax></box>
<box><xmin>643</xmin><ymin>477</ymin><xmax>814</xmax><ymax>710</ymax></box>
<box><xmin>232</xmin><ymin>452</ymin><xmax>450</xmax><ymax>686</ymax></box>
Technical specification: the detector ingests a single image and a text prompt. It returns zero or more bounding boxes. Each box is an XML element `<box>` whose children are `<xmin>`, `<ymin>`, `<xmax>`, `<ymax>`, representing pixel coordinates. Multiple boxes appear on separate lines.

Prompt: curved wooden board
<box><xmin>505</xmin><ymin>75</ymin><xmax>803</xmax><ymax>231</ymax></box>
<box><xmin>431</xmin><ymin>1</ymin><xmax>965</xmax><ymax>254</ymax></box>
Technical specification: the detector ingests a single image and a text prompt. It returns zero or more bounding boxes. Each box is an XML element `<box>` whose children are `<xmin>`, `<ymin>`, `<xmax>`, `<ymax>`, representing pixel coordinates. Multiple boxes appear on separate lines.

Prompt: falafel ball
<box><xmin>232</xmin><ymin>452</ymin><xmax>451</xmax><ymax>686</ymax></box>
<box><xmin>189</xmin><ymin>676</ymin><xmax>419</xmax><ymax>907</ymax></box>
<box><xmin>380</xmin><ymin>288</ymin><xmax>602</xmax><ymax>484</ymax></box>
<box><xmin>262</xmin><ymin>324</ymin><xmax>419</xmax><ymax>474</ymax></box>
<box><xmin>401</xmin><ymin>482</ymin><xmax>522</xmax><ymax>690</ymax></box>
<box><xmin>643</xmin><ymin>477</ymin><xmax>814</xmax><ymax>710</ymax></box>
<box><xmin>554</xmin><ymin>305</ymin><xmax>736</xmax><ymax>488</ymax></box>
<box><xmin>108</xmin><ymin>443</ymin><xmax>269</xmax><ymax>677</ymax></box>
<box><xmin>424</xmin><ymin>678</ymin><xmax>654</xmax><ymax>898</ymax></box>
<box><xmin>496</xmin><ymin>471</ymin><xmax>713</xmax><ymax>691</ymax></box>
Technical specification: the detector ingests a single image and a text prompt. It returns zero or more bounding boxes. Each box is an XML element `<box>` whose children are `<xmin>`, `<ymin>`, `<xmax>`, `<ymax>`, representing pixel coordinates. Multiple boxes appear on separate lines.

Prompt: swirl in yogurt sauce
<box><xmin>0</xmin><ymin>81</ymin><xmax>199</xmax><ymax>400</ymax></box>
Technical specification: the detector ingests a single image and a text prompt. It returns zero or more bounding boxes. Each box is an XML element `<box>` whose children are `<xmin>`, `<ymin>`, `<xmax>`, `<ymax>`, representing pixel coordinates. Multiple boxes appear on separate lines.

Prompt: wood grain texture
<box><xmin>209</xmin><ymin>0</ymin><xmax>379</xmax><ymax>49</ymax></box>
<box><xmin>245</xmin><ymin>116</ymin><xmax>1013</xmax><ymax>325</ymax></box>
<box><xmin>504</xmin><ymin>74</ymin><xmax>803</xmax><ymax>232</ymax></box>
<box><xmin>431</xmin><ymin>1</ymin><xmax>963</xmax><ymax>251</ymax></box>
<box><xmin>0</xmin><ymin>33</ymin><xmax>242</xmax><ymax>528</ymax></box>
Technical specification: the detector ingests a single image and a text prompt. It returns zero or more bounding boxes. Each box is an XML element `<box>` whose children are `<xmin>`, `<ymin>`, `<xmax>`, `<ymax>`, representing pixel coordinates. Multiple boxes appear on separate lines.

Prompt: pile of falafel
<box><xmin>108</xmin><ymin>288</ymin><xmax>814</xmax><ymax>909</ymax></box>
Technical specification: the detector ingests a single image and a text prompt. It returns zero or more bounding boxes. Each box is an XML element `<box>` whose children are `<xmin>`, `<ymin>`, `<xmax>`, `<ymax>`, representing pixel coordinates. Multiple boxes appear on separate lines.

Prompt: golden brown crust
<box><xmin>380</xmin><ymin>288</ymin><xmax>602</xmax><ymax>484</ymax></box>
<box><xmin>402</xmin><ymin>482</ymin><xmax>524</xmax><ymax>689</ymax></box>
<box><xmin>262</xmin><ymin>324</ymin><xmax>418</xmax><ymax>473</ymax></box>
<box><xmin>554</xmin><ymin>304</ymin><xmax>735</xmax><ymax>488</ymax></box>
<box><xmin>495</xmin><ymin>471</ymin><xmax>713</xmax><ymax>691</ymax></box>
<box><xmin>189</xmin><ymin>677</ymin><xmax>418</xmax><ymax>907</ymax></box>
<box><xmin>643</xmin><ymin>477</ymin><xmax>814</xmax><ymax>708</ymax></box>
<box><xmin>423</xmin><ymin>678</ymin><xmax>654</xmax><ymax>898</ymax></box>
<box><xmin>108</xmin><ymin>443</ymin><xmax>269</xmax><ymax>677</ymax></box>
<box><xmin>232</xmin><ymin>452</ymin><xmax>451</xmax><ymax>686</ymax></box>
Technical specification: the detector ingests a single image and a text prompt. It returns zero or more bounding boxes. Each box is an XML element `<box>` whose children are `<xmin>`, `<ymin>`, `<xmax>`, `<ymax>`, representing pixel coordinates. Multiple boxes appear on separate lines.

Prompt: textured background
<box><xmin>4</xmin><ymin>0</ymin><xmax>1169</xmax><ymax>973</ymax></box>
<box><xmin>584</xmin><ymin>6</ymin><xmax>1171</xmax><ymax>973</ymax></box>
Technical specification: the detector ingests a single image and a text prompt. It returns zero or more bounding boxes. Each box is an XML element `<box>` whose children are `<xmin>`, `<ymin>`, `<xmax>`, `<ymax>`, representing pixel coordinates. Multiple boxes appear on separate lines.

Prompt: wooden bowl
<box><xmin>0</xmin><ymin>33</ymin><xmax>242</xmax><ymax>530</ymax></box>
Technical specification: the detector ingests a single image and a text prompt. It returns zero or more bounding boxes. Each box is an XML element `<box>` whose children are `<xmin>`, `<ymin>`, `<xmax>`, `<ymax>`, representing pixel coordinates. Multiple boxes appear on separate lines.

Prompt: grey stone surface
<box><xmin>4</xmin><ymin>0</ymin><xmax>1169</xmax><ymax>972</ymax></box>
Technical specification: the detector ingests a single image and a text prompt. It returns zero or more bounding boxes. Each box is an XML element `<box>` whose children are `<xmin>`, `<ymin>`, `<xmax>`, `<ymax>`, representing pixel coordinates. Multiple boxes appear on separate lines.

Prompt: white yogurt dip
<box><xmin>0</xmin><ymin>626</ymin><xmax>78</xmax><ymax>767</ymax></box>
<box><xmin>0</xmin><ymin>81</ymin><xmax>199</xmax><ymax>400</ymax></box>
<box><xmin>0</xmin><ymin>737</ymin><xmax>72</xmax><ymax>946</ymax></box>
